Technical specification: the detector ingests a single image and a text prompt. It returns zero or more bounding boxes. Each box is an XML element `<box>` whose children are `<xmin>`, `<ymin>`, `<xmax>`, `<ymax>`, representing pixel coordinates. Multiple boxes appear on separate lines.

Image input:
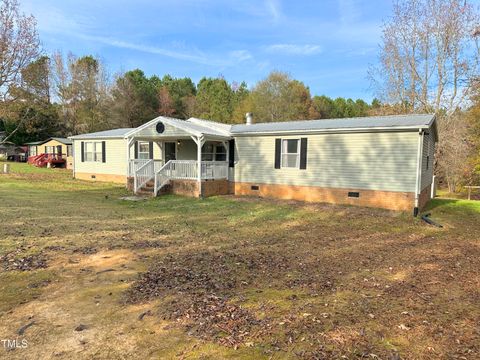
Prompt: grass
<box><xmin>0</xmin><ymin>162</ymin><xmax>479</xmax><ymax>359</ymax></box>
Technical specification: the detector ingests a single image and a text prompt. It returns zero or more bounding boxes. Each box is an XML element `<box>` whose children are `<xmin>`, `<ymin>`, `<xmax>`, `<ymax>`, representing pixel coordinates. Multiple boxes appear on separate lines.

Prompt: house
<box><xmin>69</xmin><ymin>114</ymin><xmax>437</xmax><ymax>215</ymax></box>
<box><xmin>0</xmin><ymin>141</ymin><xmax>26</xmax><ymax>161</ymax></box>
<box><xmin>26</xmin><ymin>137</ymin><xmax>73</xmax><ymax>169</ymax></box>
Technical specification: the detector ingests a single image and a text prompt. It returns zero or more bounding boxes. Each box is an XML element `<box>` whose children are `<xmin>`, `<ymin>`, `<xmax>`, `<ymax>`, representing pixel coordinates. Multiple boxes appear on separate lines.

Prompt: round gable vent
<box><xmin>156</xmin><ymin>121</ymin><xmax>165</xmax><ymax>134</ymax></box>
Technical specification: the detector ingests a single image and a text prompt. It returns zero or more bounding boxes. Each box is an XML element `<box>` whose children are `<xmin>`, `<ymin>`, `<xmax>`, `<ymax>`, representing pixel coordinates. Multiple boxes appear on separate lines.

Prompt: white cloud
<box><xmin>266</xmin><ymin>0</ymin><xmax>282</xmax><ymax>22</ymax></box>
<box><xmin>265</xmin><ymin>44</ymin><xmax>322</xmax><ymax>55</ymax></box>
<box><xmin>229</xmin><ymin>50</ymin><xmax>253</xmax><ymax>62</ymax></box>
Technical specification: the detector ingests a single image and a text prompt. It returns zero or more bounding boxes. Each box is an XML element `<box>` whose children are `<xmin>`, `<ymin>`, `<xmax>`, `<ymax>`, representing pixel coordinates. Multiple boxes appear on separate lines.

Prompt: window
<box><xmin>202</xmin><ymin>142</ymin><xmax>227</xmax><ymax>161</ymax></box>
<box><xmin>215</xmin><ymin>144</ymin><xmax>226</xmax><ymax>161</ymax></box>
<box><xmin>30</xmin><ymin>146</ymin><xmax>37</xmax><ymax>156</ymax></box>
<box><xmin>137</xmin><ymin>141</ymin><xmax>150</xmax><ymax>160</ymax></box>
<box><xmin>202</xmin><ymin>143</ymin><xmax>214</xmax><ymax>161</ymax></box>
<box><xmin>281</xmin><ymin>139</ymin><xmax>300</xmax><ymax>168</ymax></box>
<box><xmin>45</xmin><ymin>146</ymin><xmax>55</xmax><ymax>154</ymax></box>
<box><xmin>84</xmin><ymin>142</ymin><xmax>102</xmax><ymax>162</ymax></box>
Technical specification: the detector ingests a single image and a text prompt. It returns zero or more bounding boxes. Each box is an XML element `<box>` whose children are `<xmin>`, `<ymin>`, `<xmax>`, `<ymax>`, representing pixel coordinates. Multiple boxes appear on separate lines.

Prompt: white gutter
<box><xmin>414</xmin><ymin>129</ymin><xmax>425</xmax><ymax>216</ymax></box>
<box><xmin>231</xmin><ymin>125</ymin><xmax>430</xmax><ymax>137</ymax></box>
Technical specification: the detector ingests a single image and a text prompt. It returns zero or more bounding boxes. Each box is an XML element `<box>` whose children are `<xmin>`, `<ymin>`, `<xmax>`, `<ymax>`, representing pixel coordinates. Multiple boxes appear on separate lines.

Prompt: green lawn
<box><xmin>0</xmin><ymin>162</ymin><xmax>479</xmax><ymax>359</ymax></box>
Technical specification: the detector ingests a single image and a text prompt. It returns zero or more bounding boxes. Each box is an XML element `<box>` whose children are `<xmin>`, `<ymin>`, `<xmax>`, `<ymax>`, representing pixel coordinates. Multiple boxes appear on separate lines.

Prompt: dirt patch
<box><xmin>0</xmin><ymin>247</ymin><xmax>48</xmax><ymax>271</ymax></box>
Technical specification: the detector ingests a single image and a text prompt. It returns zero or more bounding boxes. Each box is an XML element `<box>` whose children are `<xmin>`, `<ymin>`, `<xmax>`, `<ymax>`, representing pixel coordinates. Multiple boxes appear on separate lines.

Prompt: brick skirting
<box><xmin>75</xmin><ymin>172</ymin><xmax>126</xmax><ymax>184</ymax></box>
<box><xmin>418</xmin><ymin>185</ymin><xmax>432</xmax><ymax>210</ymax></box>
<box><xmin>127</xmin><ymin>178</ymin><xmax>230</xmax><ymax>198</ymax></box>
<box><xmin>234</xmin><ymin>182</ymin><xmax>416</xmax><ymax>211</ymax></box>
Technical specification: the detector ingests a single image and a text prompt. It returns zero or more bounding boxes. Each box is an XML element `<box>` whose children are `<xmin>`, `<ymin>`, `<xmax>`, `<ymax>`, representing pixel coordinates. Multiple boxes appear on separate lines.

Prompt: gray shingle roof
<box><xmin>69</xmin><ymin>128</ymin><xmax>135</xmax><ymax>139</ymax></box>
<box><xmin>68</xmin><ymin>114</ymin><xmax>436</xmax><ymax>141</ymax></box>
<box><xmin>25</xmin><ymin>137</ymin><xmax>72</xmax><ymax>145</ymax></box>
<box><xmin>231</xmin><ymin>114</ymin><xmax>435</xmax><ymax>134</ymax></box>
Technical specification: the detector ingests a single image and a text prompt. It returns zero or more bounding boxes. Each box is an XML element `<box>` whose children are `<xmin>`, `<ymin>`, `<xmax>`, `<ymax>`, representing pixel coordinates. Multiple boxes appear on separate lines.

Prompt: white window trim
<box><xmin>84</xmin><ymin>141</ymin><xmax>103</xmax><ymax>162</ymax></box>
<box><xmin>137</xmin><ymin>141</ymin><xmax>150</xmax><ymax>160</ymax></box>
<box><xmin>281</xmin><ymin>139</ymin><xmax>301</xmax><ymax>169</ymax></box>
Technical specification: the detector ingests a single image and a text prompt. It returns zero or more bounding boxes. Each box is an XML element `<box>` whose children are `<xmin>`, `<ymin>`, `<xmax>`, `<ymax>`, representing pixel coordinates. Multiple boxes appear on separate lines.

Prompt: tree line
<box><xmin>1</xmin><ymin>58</ymin><xmax>381</xmax><ymax>144</ymax></box>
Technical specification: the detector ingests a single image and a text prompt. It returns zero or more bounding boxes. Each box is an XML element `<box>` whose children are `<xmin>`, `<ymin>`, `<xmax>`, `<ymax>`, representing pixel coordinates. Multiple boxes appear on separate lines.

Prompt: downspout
<box><xmin>414</xmin><ymin>129</ymin><xmax>425</xmax><ymax>217</ymax></box>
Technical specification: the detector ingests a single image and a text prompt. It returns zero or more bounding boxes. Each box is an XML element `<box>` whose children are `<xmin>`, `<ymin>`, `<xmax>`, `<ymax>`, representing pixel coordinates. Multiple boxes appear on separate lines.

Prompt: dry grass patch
<box><xmin>0</xmin><ymin>162</ymin><xmax>479</xmax><ymax>359</ymax></box>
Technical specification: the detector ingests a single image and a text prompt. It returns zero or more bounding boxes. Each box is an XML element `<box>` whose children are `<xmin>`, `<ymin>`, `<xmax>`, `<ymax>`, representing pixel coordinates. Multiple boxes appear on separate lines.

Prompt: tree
<box><xmin>157</xmin><ymin>75</ymin><xmax>196</xmax><ymax>118</ymax></box>
<box><xmin>310</xmin><ymin>95</ymin><xmax>335</xmax><ymax>119</ymax></box>
<box><xmin>2</xmin><ymin>56</ymin><xmax>59</xmax><ymax>143</ymax></box>
<box><xmin>52</xmin><ymin>53</ymin><xmax>111</xmax><ymax>134</ymax></box>
<box><xmin>0</xmin><ymin>0</ymin><xmax>40</xmax><ymax>143</ymax></box>
<box><xmin>370</xmin><ymin>0</ymin><xmax>480</xmax><ymax>190</ymax></box>
<box><xmin>248</xmin><ymin>71</ymin><xmax>312</xmax><ymax>122</ymax></box>
<box><xmin>370</xmin><ymin>0</ymin><xmax>480</xmax><ymax>114</ymax></box>
<box><xmin>108</xmin><ymin>69</ymin><xmax>157</xmax><ymax>128</ymax></box>
<box><xmin>157</xmin><ymin>86</ymin><xmax>175</xmax><ymax>117</ymax></box>
<box><xmin>194</xmin><ymin>77</ymin><xmax>234</xmax><ymax>122</ymax></box>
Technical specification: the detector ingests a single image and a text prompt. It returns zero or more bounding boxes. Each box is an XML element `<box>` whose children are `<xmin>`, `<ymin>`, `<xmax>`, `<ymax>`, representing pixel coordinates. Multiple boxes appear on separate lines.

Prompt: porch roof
<box><xmin>124</xmin><ymin>116</ymin><xmax>232</xmax><ymax>141</ymax></box>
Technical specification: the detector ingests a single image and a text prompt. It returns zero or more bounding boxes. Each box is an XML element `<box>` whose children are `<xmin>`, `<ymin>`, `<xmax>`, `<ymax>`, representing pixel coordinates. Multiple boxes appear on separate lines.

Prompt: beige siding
<box><xmin>420</xmin><ymin>131</ymin><xmax>435</xmax><ymax>191</ymax></box>
<box><xmin>127</xmin><ymin>139</ymin><xmax>198</xmax><ymax>160</ymax></box>
<box><xmin>74</xmin><ymin>138</ymin><xmax>127</xmax><ymax>176</ymax></box>
<box><xmin>135</xmin><ymin>122</ymin><xmax>191</xmax><ymax>138</ymax></box>
<box><xmin>234</xmin><ymin>131</ymin><xmax>419</xmax><ymax>193</ymax></box>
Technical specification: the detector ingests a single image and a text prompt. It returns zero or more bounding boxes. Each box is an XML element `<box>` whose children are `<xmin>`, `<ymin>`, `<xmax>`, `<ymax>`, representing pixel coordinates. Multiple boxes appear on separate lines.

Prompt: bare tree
<box><xmin>370</xmin><ymin>0</ymin><xmax>480</xmax><ymax>114</ymax></box>
<box><xmin>0</xmin><ymin>0</ymin><xmax>40</xmax><ymax>143</ymax></box>
<box><xmin>51</xmin><ymin>52</ymin><xmax>111</xmax><ymax>135</ymax></box>
<box><xmin>370</xmin><ymin>0</ymin><xmax>480</xmax><ymax>190</ymax></box>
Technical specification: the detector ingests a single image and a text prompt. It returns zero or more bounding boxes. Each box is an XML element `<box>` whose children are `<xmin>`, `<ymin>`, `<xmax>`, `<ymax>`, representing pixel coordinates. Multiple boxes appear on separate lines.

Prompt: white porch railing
<box><xmin>136</xmin><ymin>160</ymin><xmax>229</xmax><ymax>195</ymax></box>
<box><xmin>156</xmin><ymin>160</ymin><xmax>229</xmax><ymax>195</ymax></box>
<box><xmin>134</xmin><ymin>159</ymin><xmax>154</xmax><ymax>193</ymax></box>
<box><xmin>201</xmin><ymin>161</ymin><xmax>228</xmax><ymax>180</ymax></box>
<box><xmin>129</xmin><ymin>159</ymin><xmax>164</xmax><ymax>177</ymax></box>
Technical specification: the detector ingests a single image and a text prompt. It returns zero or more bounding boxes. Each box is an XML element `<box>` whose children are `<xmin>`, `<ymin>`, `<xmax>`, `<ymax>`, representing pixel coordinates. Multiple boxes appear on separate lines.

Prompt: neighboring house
<box><xmin>26</xmin><ymin>137</ymin><xmax>74</xmax><ymax>169</ymax></box>
<box><xmin>69</xmin><ymin>114</ymin><xmax>438</xmax><ymax>215</ymax></box>
<box><xmin>0</xmin><ymin>141</ymin><xmax>26</xmax><ymax>161</ymax></box>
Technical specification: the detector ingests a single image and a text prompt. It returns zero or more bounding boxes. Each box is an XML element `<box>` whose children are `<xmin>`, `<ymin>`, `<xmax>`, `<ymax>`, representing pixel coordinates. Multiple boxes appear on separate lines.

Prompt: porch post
<box><xmin>126</xmin><ymin>137</ymin><xmax>134</xmax><ymax>189</ymax></box>
<box><xmin>191</xmin><ymin>135</ymin><xmax>205</xmax><ymax>198</ymax></box>
<box><xmin>197</xmin><ymin>136</ymin><xmax>202</xmax><ymax>198</ymax></box>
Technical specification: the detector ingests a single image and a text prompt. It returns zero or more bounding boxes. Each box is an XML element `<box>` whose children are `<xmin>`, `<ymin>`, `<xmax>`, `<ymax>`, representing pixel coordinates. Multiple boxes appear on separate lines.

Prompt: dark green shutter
<box><xmin>274</xmin><ymin>139</ymin><xmax>281</xmax><ymax>169</ymax></box>
<box><xmin>81</xmin><ymin>142</ymin><xmax>85</xmax><ymax>162</ymax></box>
<box><xmin>228</xmin><ymin>139</ymin><xmax>235</xmax><ymax>168</ymax></box>
<box><xmin>102</xmin><ymin>141</ymin><xmax>106</xmax><ymax>163</ymax></box>
<box><xmin>149</xmin><ymin>142</ymin><xmax>153</xmax><ymax>159</ymax></box>
<box><xmin>134</xmin><ymin>141</ymin><xmax>138</xmax><ymax>159</ymax></box>
<box><xmin>300</xmin><ymin>138</ymin><xmax>308</xmax><ymax>170</ymax></box>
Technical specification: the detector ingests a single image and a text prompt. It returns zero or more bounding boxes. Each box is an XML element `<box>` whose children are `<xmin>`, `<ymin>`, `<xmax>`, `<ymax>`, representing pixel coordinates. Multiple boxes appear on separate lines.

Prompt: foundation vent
<box><xmin>251</xmin><ymin>185</ymin><xmax>259</xmax><ymax>191</ymax></box>
<box><xmin>348</xmin><ymin>191</ymin><xmax>360</xmax><ymax>198</ymax></box>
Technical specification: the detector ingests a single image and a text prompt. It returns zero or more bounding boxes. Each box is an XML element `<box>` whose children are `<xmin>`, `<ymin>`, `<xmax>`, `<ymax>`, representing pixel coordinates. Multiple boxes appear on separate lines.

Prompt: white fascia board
<box><xmin>231</xmin><ymin>125</ymin><xmax>429</xmax><ymax>137</ymax></box>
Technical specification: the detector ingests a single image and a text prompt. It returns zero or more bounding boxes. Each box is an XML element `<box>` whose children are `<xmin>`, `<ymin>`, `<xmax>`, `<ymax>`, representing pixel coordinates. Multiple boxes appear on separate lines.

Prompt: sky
<box><xmin>22</xmin><ymin>0</ymin><xmax>394</xmax><ymax>102</ymax></box>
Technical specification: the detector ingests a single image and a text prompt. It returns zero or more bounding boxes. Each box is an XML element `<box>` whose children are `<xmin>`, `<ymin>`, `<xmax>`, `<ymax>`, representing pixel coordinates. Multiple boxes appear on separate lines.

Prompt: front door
<box><xmin>164</xmin><ymin>142</ymin><xmax>176</xmax><ymax>162</ymax></box>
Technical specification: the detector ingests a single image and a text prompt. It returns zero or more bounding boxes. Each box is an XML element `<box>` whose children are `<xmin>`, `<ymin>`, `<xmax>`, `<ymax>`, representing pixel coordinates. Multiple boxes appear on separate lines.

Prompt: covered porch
<box><xmin>124</xmin><ymin>117</ymin><xmax>232</xmax><ymax>197</ymax></box>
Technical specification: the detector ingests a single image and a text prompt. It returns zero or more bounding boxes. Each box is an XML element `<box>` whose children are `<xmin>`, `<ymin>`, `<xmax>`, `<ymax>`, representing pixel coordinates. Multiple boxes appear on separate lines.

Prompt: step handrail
<box><xmin>134</xmin><ymin>159</ymin><xmax>154</xmax><ymax>193</ymax></box>
<box><xmin>154</xmin><ymin>160</ymin><xmax>173</xmax><ymax>196</ymax></box>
